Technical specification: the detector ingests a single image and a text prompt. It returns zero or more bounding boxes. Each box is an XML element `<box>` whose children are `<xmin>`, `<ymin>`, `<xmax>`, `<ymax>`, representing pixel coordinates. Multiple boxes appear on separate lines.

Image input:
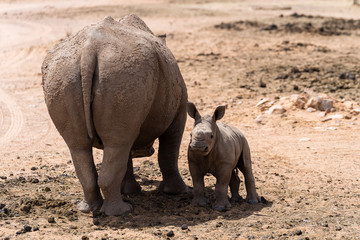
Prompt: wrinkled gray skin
<box><xmin>42</xmin><ymin>15</ymin><xmax>188</xmax><ymax>216</ymax></box>
<box><xmin>187</xmin><ymin>102</ymin><xmax>260</xmax><ymax>211</ymax></box>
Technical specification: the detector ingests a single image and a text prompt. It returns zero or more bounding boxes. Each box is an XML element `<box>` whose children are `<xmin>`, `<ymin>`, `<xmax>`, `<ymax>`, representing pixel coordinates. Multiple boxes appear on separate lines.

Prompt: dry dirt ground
<box><xmin>1</xmin><ymin>0</ymin><xmax>360</xmax><ymax>239</ymax></box>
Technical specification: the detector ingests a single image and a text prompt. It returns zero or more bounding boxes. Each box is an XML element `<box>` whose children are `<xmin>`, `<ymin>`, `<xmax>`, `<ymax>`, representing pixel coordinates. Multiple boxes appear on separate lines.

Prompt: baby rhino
<box><xmin>187</xmin><ymin>102</ymin><xmax>261</xmax><ymax>211</ymax></box>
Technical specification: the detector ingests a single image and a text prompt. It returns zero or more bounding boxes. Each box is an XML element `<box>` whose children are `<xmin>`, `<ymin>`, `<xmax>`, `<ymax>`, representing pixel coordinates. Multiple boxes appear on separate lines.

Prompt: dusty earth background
<box><xmin>1</xmin><ymin>0</ymin><xmax>360</xmax><ymax>239</ymax></box>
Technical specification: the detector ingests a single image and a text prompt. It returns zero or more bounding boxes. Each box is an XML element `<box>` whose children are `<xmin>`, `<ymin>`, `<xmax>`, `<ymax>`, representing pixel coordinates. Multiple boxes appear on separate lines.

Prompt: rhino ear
<box><xmin>213</xmin><ymin>105</ymin><xmax>226</xmax><ymax>121</ymax></box>
<box><xmin>157</xmin><ymin>34</ymin><xmax>167</xmax><ymax>46</ymax></box>
<box><xmin>187</xmin><ymin>102</ymin><xmax>201</xmax><ymax>121</ymax></box>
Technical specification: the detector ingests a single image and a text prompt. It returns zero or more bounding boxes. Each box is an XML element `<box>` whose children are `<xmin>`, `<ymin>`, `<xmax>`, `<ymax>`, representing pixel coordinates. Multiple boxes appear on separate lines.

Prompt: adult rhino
<box><xmin>42</xmin><ymin>15</ymin><xmax>188</xmax><ymax>216</ymax></box>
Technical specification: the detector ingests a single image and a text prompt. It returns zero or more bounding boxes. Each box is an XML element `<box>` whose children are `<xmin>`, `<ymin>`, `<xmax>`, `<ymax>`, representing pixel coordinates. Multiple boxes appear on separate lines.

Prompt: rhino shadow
<box><xmin>92</xmin><ymin>179</ymin><xmax>272</xmax><ymax>229</ymax></box>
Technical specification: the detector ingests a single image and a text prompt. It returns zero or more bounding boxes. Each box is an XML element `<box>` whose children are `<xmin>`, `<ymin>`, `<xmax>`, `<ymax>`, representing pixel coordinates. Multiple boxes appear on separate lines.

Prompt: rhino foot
<box><xmin>213</xmin><ymin>200</ymin><xmax>232</xmax><ymax>212</ymax></box>
<box><xmin>158</xmin><ymin>177</ymin><xmax>188</xmax><ymax>195</ymax></box>
<box><xmin>77</xmin><ymin>200</ymin><xmax>102</xmax><ymax>213</ymax></box>
<box><xmin>246</xmin><ymin>195</ymin><xmax>261</xmax><ymax>204</ymax></box>
<box><xmin>230</xmin><ymin>194</ymin><xmax>243</xmax><ymax>203</ymax></box>
<box><xmin>100</xmin><ymin>201</ymin><xmax>133</xmax><ymax>216</ymax></box>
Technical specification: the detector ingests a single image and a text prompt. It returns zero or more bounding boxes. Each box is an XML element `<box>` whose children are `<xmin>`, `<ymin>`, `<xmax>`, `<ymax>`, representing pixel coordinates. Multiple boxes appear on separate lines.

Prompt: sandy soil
<box><xmin>1</xmin><ymin>0</ymin><xmax>360</xmax><ymax>239</ymax></box>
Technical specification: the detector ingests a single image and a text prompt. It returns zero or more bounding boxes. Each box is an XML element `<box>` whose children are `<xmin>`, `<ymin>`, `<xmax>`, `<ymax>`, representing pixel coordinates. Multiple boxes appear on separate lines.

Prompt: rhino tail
<box><xmin>80</xmin><ymin>42</ymin><xmax>97</xmax><ymax>139</ymax></box>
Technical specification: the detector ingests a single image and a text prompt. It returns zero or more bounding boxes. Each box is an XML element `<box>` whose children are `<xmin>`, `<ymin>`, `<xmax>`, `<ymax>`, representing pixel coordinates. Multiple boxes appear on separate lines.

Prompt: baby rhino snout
<box><xmin>189</xmin><ymin>141</ymin><xmax>209</xmax><ymax>152</ymax></box>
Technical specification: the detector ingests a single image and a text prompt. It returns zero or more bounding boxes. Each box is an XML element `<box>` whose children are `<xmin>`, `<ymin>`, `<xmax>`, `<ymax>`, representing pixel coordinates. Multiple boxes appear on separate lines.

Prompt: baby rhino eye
<box><xmin>211</xmin><ymin>134</ymin><xmax>214</xmax><ymax>139</ymax></box>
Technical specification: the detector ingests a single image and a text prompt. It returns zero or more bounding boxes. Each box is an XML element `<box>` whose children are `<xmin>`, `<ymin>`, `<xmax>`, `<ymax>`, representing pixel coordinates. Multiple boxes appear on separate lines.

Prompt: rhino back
<box><xmin>216</xmin><ymin>122</ymin><xmax>245</xmax><ymax>162</ymax></box>
<box><xmin>42</xmin><ymin>15</ymin><xmax>186</xmax><ymax>148</ymax></box>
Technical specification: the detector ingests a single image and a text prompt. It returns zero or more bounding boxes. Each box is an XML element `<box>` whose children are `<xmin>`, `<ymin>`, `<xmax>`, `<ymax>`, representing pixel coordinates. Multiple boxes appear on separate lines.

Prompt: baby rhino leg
<box><xmin>213</xmin><ymin>166</ymin><xmax>233</xmax><ymax>211</ymax></box>
<box><xmin>229</xmin><ymin>169</ymin><xmax>242</xmax><ymax>203</ymax></box>
<box><xmin>238</xmin><ymin>142</ymin><xmax>260</xmax><ymax>204</ymax></box>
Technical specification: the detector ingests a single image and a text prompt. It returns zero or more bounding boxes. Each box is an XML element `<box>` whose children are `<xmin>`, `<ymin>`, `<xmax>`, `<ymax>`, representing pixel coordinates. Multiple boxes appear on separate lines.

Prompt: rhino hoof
<box><xmin>213</xmin><ymin>205</ymin><xmax>228</xmax><ymax>212</ymax></box>
<box><xmin>77</xmin><ymin>200</ymin><xmax>101</xmax><ymax>213</ymax></box>
<box><xmin>247</xmin><ymin>199</ymin><xmax>259</xmax><ymax>205</ymax></box>
<box><xmin>100</xmin><ymin>201</ymin><xmax>133</xmax><ymax>216</ymax></box>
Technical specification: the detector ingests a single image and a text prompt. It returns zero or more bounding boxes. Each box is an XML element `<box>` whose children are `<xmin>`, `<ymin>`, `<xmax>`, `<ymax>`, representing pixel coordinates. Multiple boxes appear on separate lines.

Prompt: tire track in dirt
<box><xmin>0</xmin><ymin>88</ymin><xmax>24</xmax><ymax>146</ymax></box>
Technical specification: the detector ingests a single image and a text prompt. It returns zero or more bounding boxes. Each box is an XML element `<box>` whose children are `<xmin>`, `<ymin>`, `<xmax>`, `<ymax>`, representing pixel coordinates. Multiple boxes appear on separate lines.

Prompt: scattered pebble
<box><xmin>166</xmin><ymin>230</ymin><xmax>175</xmax><ymax>237</ymax></box>
<box><xmin>33</xmin><ymin>226</ymin><xmax>39</xmax><ymax>231</ymax></box>
<box><xmin>0</xmin><ymin>203</ymin><xmax>5</xmax><ymax>209</ymax></box>
<box><xmin>24</xmin><ymin>225</ymin><xmax>32</xmax><ymax>232</ymax></box>
<box><xmin>31</xmin><ymin>178</ymin><xmax>39</xmax><ymax>183</ymax></box>
<box><xmin>295</xmin><ymin>229</ymin><xmax>302</xmax><ymax>235</ymax></box>
<box><xmin>265</xmin><ymin>105</ymin><xmax>286</xmax><ymax>114</ymax></box>
<box><xmin>255</xmin><ymin>115</ymin><xmax>265</xmax><ymax>124</ymax></box>
<box><xmin>31</xmin><ymin>167</ymin><xmax>38</xmax><ymax>171</ymax></box>
<box><xmin>48</xmin><ymin>216</ymin><xmax>56</xmax><ymax>223</ymax></box>
<box><xmin>181</xmin><ymin>224</ymin><xmax>188</xmax><ymax>230</ymax></box>
<box><xmin>44</xmin><ymin>187</ymin><xmax>51</xmax><ymax>192</ymax></box>
<box><xmin>82</xmin><ymin>236</ymin><xmax>89</xmax><ymax>240</ymax></box>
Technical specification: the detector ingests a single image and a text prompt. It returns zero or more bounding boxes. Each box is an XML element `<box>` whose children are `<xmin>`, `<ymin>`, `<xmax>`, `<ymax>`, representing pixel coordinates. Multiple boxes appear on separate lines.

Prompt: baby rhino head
<box><xmin>187</xmin><ymin>102</ymin><xmax>226</xmax><ymax>155</ymax></box>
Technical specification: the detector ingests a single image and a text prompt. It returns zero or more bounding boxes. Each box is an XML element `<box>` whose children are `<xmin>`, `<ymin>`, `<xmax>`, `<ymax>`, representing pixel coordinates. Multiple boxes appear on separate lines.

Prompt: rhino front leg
<box><xmin>158</xmin><ymin>106</ymin><xmax>188</xmax><ymax>194</ymax></box>
<box><xmin>214</xmin><ymin>166</ymin><xmax>232</xmax><ymax>211</ymax></box>
<box><xmin>189</xmin><ymin>161</ymin><xmax>208</xmax><ymax>206</ymax></box>
<box><xmin>121</xmin><ymin>156</ymin><xmax>141</xmax><ymax>194</ymax></box>
<box><xmin>69</xmin><ymin>147</ymin><xmax>103</xmax><ymax>213</ymax></box>
<box><xmin>98</xmin><ymin>145</ymin><xmax>133</xmax><ymax>216</ymax></box>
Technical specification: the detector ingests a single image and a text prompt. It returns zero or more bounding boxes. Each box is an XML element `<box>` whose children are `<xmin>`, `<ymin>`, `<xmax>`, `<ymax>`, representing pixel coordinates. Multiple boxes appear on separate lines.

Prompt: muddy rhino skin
<box><xmin>187</xmin><ymin>102</ymin><xmax>261</xmax><ymax>211</ymax></box>
<box><xmin>42</xmin><ymin>15</ymin><xmax>188</xmax><ymax>216</ymax></box>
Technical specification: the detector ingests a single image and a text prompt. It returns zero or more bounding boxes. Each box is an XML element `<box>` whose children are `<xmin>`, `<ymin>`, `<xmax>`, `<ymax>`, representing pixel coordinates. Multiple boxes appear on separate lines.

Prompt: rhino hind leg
<box><xmin>229</xmin><ymin>169</ymin><xmax>243</xmax><ymax>203</ymax></box>
<box><xmin>121</xmin><ymin>156</ymin><xmax>141</xmax><ymax>194</ymax></box>
<box><xmin>238</xmin><ymin>144</ymin><xmax>260</xmax><ymax>204</ymax></box>
<box><xmin>69</xmin><ymin>147</ymin><xmax>103</xmax><ymax>213</ymax></box>
<box><xmin>157</xmin><ymin>104</ymin><xmax>188</xmax><ymax>194</ymax></box>
<box><xmin>98</xmin><ymin>145</ymin><xmax>133</xmax><ymax>216</ymax></box>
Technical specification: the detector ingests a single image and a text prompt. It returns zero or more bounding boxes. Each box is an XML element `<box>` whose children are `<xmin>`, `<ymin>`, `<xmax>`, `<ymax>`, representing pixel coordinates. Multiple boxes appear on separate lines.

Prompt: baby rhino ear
<box><xmin>187</xmin><ymin>102</ymin><xmax>201</xmax><ymax>121</ymax></box>
<box><xmin>213</xmin><ymin>105</ymin><xmax>226</xmax><ymax>121</ymax></box>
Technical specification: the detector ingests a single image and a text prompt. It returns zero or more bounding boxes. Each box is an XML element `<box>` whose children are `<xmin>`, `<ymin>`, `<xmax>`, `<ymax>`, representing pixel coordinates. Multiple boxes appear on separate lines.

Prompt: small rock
<box><xmin>166</xmin><ymin>230</ymin><xmax>175</xmax><ymax>237</ymax></box>
<box><xmin>31</xmin><ymin>178</ymin><xmax>39</xmax><ymax>184</ymax></box>
<box><xmin>295</xmin><ymin>229</ymin><xmax>302</xmax><ymax>235</ymax></box>
<box><xmin>306</xmin><ymin>107</ymin><xmax>316</xmax><ymax>112</ymax></box>
<box><xmin>344</xmin><ymin>113</ymin><xmax>352</xmax><ymax>120</ymax></box>
<box><xmin>33</xmin><ymin>226</ymin><xmax>39</xmax><ymax>231</ymax></box>
<box><xmin>248</xmin><ymin>236</ymin><xmax>255</xmax><ymax>239</ymax></box>
<box><xmin>31</xmin><ymin>167</ymin><xmax>38</xmax><ymax>171</ymax></box>
<box><xmin>255</xmin><ymin>115</ymin><xmax>264</xmax><ymax>124</ymax></box>
<box><xmin>16</xmin><ymin>230</ymin><xmax>25</xmax><ymax>235</ymax></box>
<box><xmin>21</xmin><ymin>205</ymin><xmax>31</xmax><ymax>213</ymax></box>
<box><xmin>82</xmin><ymin>236</ymin><xmax>89</xmax><ymax>240</ymax></box>
<box><xmin>0</xmin><ymin>203</ymin><xmax>5</xmax><ymax>209</ymax></box>
<box><xmin>48</xmin><ymin>216</ymin><xmax>56</xmax><ymax>223</ymax></box>
<box><xmin>24</xmin><ymin>225</ymin><xmax>32</xmax><ymax>232</ymax></box>
<box><xmin>44</xmin><ymin>187</ymin><xmax>51</xmax><ymax>192</ymax></box>
<box><xmin>318</xmin><ymin>111</ymin><xmax>327</xmax><ymax>117</ymax></box>
<box><xmin>335</xmin><ymin>226</ymin><xmax>342</xmax><ymax>231</ymax></box>
<box><xmin>256</xmin><ymin>98</ymin><xmax>271</xmax><ymax>107</ymax></box>
<box><xmin>0</xmin><ymin>176</ymin><xmax>7</xmax><ymax>180</ymax></box>
<box><xmin>343</xmin><ymin>101</ymin><xmax>353</xmax><ymax>110</ymax></box>
<box><xmin>258</xmin><ymin>79</ymin><xmax>267</xmax><ymax>88</ymax></box>
<box><xmin>181</xmin><ymin>224</ymin><xmax>188</xmax><ymax>230</ymax></box>
<box><xmin>265</xmin><ymin>105</ymin><xmax>286</xmax><ymax>114</ymax></box>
